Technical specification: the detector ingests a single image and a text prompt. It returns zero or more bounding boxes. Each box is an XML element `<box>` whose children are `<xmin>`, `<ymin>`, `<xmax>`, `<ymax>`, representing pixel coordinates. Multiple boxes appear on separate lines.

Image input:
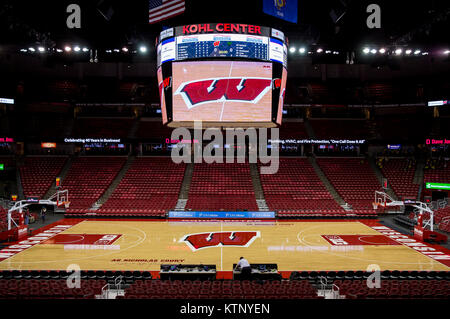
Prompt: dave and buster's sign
<box><xmin>175</xmin><ymin>23</ymin><xmax>272</xmax><ymax>38</ymax></box>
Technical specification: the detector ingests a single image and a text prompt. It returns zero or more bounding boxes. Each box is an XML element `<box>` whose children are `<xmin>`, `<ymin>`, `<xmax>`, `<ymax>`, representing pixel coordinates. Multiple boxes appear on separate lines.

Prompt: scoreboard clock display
<box><xmin>158</xmin><ymin>23</ymin><xmax>287</xmax><ymax>67</ymax></box>
<box><xmin>157</xmin><ymin>23</ymin><xmax>288</xmax><ymax>128</ymax></box>
<box><xmin>176</xmin><ymin>34</ymin><xmax>269</xmax><ymax>61</ymax></box>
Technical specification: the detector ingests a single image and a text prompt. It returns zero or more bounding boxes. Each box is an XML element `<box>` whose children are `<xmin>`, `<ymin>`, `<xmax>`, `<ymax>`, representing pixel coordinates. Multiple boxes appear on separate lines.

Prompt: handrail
<box><xmin>318</xmin><ymin>276</ymin><xmax>328</xmax><ymax>290</ymax></box>
<box><xmin>114</xmin><ymin>275</ymin><xmax>124</xmax><ymax>290</ymax></box>
<box><xmin>48</xmin><ymin>192</ymin><xmax>57</xmax><ymax>201</ymax></box>
<box><xmin>331</xmin><ymin>284</ymin><xmax>340</xmax><ymax>299</ymax></box>
<box><xmin>99</xmin><ymin>276</ymin><xmax>125</xmax><ymax>299</ymax></box>
<box><xmin>101</xmin><ymin>283</ymin><xmax>110</xmax><ymax>299</ymax></box>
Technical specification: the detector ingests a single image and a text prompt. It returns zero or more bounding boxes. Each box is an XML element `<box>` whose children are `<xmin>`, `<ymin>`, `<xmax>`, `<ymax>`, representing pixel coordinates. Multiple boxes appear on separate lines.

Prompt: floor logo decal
<box><xmin>42</xmin><ymin>234</ymin><xmax>122</xmax><ymax>250</ymax></box>
<box><xmin>322</xmin><ymin>235</ymin><xmax>401</xmax><ymax>246</ymax></box>
<box><xmin>181</xmin><ymin>231</ymin><xmax>260</xmax><ymax>251</ymax></box>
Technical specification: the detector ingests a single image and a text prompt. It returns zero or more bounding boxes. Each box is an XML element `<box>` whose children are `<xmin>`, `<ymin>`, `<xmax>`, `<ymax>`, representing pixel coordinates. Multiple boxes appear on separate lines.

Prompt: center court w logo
<box><xmin>181</xmin><ymin>231</ymin><xmax>260</xmax><ymax>251</ymax></box>
<box><xmin>174</xmin><ymin>77</ymin><xmax>272</xmax><ymax>109</ymax></box>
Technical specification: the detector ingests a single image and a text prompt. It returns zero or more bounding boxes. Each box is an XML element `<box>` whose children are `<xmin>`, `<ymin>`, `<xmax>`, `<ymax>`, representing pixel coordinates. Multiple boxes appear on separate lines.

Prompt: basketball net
<box><xmin>56</xmin><ymin>189</ymin><xmax>70</xmax><ymax>209</ymax></box>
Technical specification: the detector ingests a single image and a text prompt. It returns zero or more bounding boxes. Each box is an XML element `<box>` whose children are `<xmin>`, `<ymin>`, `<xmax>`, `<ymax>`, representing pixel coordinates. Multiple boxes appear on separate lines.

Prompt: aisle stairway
<box><xmin>368</xmin><ymin>156</ymin><xmax>398</xmax><ymax>201</ymax></box>
<box><xmin>316</xmin><ymin>157</ymin><xmax>381</xmax><ymax>210</ymax></box>
<box><xmin>308</xmin><ymin>156</ymin><xmax>346</xmax><ymax>207</ymax></box>
<box><xmin>303</xmin><ymin>119</ymin><xmax>316</xmax><ymax>139</ymax></box>
<box><xmin>250</xmin><ymin>163</ymin><xmax>269</xmax><ymax>211</ymax></box>
<box><xmin>175</xmin><ymin>163</ymin><xmax>194</xmax><ymax>211</ymax></box>
<box><xmin>63</xmin><ymin>156</ymin><xmax>127</xmax><ymax>210</ymax></box>
<box><xmin>414</xmin><ymin>159</ymin><xmax>425</xmax><ymax>200</ymax></box>
<box><xmin>93</xmin><ymin>155</ymin><xmax>136</xmax><ymax>209</ymax></box>
<box><xmin>15</xmin><ymin>167</ymin><xmax>24</xmax><ymax>200</ymax></box>
<box><xmin>43</xmin><ymin>156</ymin><xmax>74</xmax><ymax>199</ymax></box>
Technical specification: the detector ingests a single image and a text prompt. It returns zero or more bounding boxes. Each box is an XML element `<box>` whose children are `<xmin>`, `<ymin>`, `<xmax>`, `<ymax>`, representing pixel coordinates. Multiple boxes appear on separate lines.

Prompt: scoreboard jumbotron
<box><xmin>156</xmin><ymin>23</ymin><xmax>288</xmax><ymax>128</ymax></box>
<box><xmin>176</xmin><ymin>34</ymin><xmax>269</xmax><ymax>61</ymax></box>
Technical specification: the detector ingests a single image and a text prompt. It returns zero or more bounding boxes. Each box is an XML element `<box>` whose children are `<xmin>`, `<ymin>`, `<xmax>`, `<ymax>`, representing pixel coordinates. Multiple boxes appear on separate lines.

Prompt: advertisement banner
<box><xmin>168</xmin><ymin>211</ymin><xmax>275</xmax><ymax>219</ymax></box>
<box><xmin>15</xmin><ymin>225</ymin><xmax>28</xmax><ymax>241</ymax></box>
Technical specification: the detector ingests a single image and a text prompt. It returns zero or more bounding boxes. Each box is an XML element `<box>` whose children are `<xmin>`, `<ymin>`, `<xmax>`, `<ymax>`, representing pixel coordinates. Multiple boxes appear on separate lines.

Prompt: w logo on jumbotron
<box><xmin>174</xmin><ymin>77</ymin><xmax>273</xmax><ymax>109</ymax></box>
<box><xmin>181</xmin><ymin>231</ymin><xmax>260</xmax><ymax>251</ymax></box>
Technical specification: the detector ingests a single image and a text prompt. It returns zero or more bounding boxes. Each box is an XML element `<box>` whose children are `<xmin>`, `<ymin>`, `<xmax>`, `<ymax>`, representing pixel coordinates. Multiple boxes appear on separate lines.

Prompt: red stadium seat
<box><xmin>185</xmin><ymin>162</ymin><xmax>258</xmax><ymax>211</ymax></box>
<box><xmin>316</xmin><ymin>158</ymin><xmax>380</xmax><ymax>212</ymax></box>
<box><xmin>260</xmin><ymin>158</ymin><xmax>342</xmax><ymax>214</ymax></box>
<box><xmin>123</xmin><ymin>279</ymin><xmax>321</xmax><ymax>299</ymax></box>
<box><xmin>64</xmin><ymin>157</ymin><xmax>126</xmax><ymax>210</ymax></box>
<box><xmin>20</xmin><ymin>156</ymin><xmax>67</xmax><ymax>198</ymax></box>
<box><xmin>98</xmin><ymin>157</ymin><xmax>185</xmax><ymax>216</ymax></box>
<box><xmin>380</xmin><ymin>158</ymin><xmax>419</xmax><ymax>199</ymax></box>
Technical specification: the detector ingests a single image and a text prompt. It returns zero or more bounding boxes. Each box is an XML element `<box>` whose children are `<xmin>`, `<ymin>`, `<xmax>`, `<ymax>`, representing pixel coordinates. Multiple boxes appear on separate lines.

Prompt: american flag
<box><xmin>149</xmin><ymin>0</ymin><xmax>185</xmax><ymax>24</ymax></box>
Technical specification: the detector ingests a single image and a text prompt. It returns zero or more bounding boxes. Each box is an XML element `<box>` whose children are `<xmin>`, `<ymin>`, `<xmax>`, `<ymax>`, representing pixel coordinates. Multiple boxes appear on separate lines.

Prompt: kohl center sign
<box><xmin>177</xmin><ymin>23</ymin><xmax>269</xmax><ymax>37</ymax></box>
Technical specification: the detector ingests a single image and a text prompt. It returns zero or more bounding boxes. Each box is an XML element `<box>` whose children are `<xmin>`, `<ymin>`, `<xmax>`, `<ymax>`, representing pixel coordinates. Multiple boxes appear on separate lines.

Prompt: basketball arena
<box><xmin>0</xmin><ymin>0</ymin><xmax>449</xmax><ymax>309</ymax></box>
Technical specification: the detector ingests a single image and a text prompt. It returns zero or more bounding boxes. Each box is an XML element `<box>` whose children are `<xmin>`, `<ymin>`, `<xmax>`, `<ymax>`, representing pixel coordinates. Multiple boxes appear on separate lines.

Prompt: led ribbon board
<box><xmin>168</xmin><ymin>211</ymin><xmax>276</xmax><ymax>219</ymax></box>
<box><xmin>425</xmin><ymin>182</ymin><xmax>450</xmax><ymax>190</ymax></box>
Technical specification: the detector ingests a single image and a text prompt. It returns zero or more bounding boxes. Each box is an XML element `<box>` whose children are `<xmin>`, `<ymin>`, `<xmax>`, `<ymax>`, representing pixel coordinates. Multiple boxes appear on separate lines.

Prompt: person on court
<box><xmin>235</xmin><ymin>257</ymin><xmax>252</xmax><ymax>280</ymax></box>
<box><xmin>41</xmin><ymin>206</ymin><xmax>47</xmax><ymax>223</ymax></box>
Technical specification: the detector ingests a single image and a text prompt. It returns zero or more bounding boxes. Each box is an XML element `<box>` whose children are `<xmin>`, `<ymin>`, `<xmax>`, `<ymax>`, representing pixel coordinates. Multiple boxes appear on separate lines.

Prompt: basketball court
<box><xmin>1</xmin><ymin>219</ymin><xmax>449</xmax><ymax>277</ymax></box>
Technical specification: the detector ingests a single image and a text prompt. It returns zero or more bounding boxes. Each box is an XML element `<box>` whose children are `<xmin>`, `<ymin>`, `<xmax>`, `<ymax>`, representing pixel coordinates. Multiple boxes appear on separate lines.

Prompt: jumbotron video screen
<box><xmin>156</xmin><ymin>23</ymin><xmax>288</xmax><ymax>127</ymax></box>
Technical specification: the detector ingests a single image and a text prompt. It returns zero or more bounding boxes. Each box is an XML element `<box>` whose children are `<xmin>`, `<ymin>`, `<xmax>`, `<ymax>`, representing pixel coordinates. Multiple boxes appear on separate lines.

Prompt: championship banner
<box><xmin>263</xmin><ymin>0</ymin><xmax>298</xmax><ymax>23</ymax></box>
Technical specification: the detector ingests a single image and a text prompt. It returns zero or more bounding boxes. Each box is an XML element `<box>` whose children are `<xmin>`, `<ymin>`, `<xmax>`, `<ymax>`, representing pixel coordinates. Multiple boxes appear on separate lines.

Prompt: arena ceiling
<box><xmin>1</xmin><ymin>0</ymin><xmax>449</xmax><ymax>52</ymax></box>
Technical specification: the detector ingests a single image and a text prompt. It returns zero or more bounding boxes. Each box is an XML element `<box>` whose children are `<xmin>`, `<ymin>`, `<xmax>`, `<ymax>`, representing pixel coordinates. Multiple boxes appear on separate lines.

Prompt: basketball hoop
<box><xmin>56</xmin><ymin>189</ymin><xmax>69</xmax><ymax>209</ymax></box>
<box><xmin>55</xmin><ymin>200</ymin><xmax>70</xmax><ymax>210</ymax></box>
<box><xmin>374</xmin><ymin>191</ymin><xmax>390</xmax><ymax>210</ymax></box>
